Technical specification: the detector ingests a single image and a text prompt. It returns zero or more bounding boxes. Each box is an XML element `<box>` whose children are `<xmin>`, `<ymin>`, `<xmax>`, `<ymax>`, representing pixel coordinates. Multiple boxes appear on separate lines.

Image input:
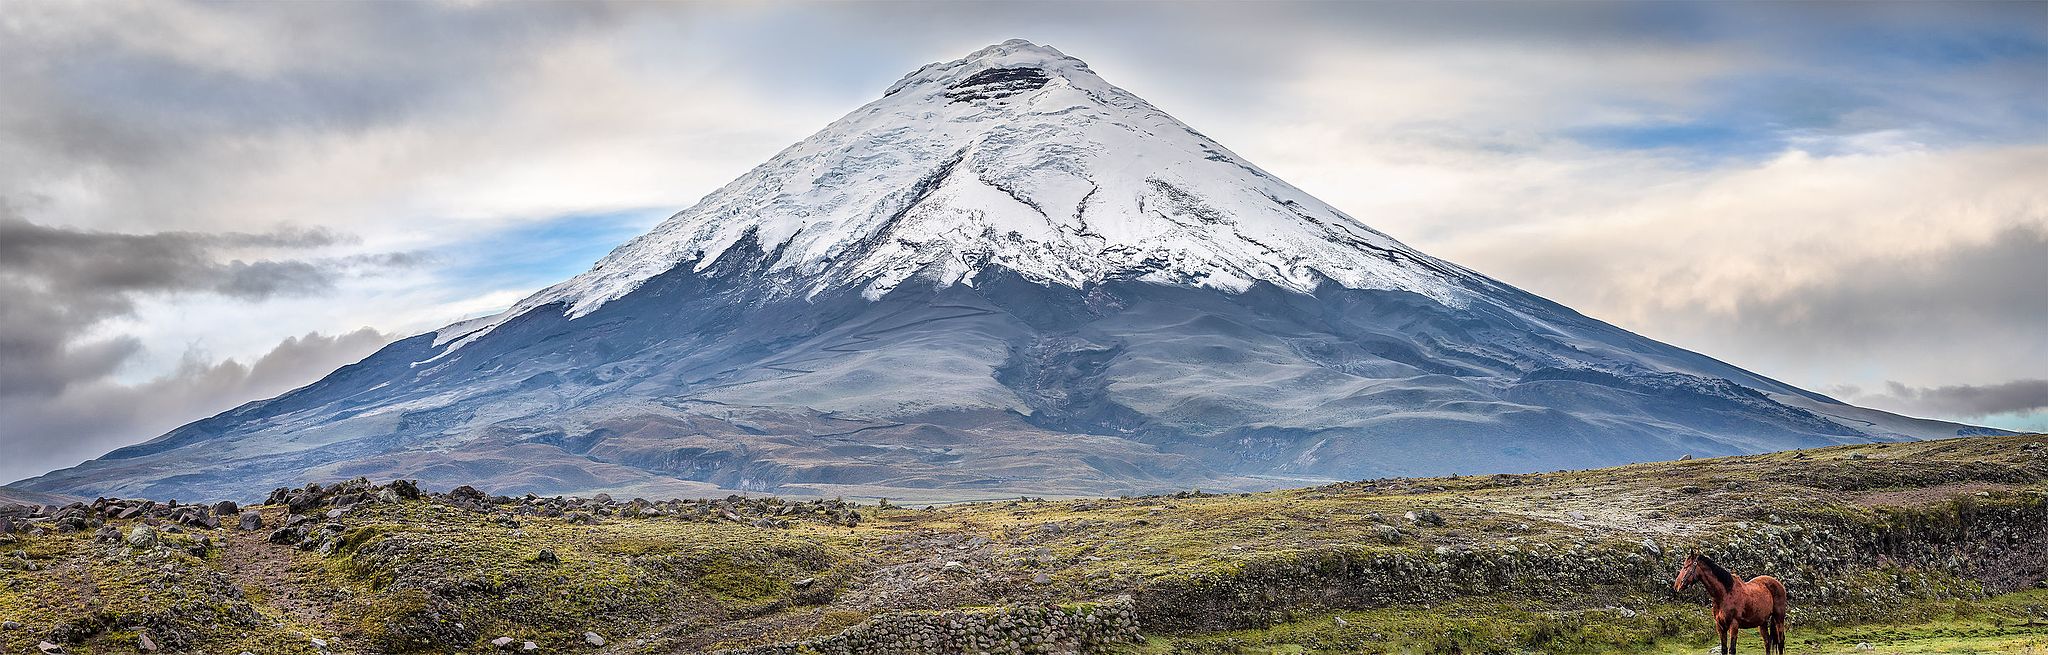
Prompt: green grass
<box><xmin>1</xmin><ymin>434</ymin><xmax>2042</xmax><ymax>654</ymax></box>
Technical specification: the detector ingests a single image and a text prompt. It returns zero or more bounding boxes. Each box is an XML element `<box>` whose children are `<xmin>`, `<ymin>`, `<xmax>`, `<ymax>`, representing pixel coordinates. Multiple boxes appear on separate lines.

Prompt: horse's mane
<box><xmin>1696</xmin><ymin>554</ymin><xmax>1736</xmax><ymax>589</ymax></box>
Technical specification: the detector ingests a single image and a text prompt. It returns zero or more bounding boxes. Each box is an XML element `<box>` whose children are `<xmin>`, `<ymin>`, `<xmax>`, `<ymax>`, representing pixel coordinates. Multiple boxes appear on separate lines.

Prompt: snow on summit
<box><xmin>451</xmin><ymin>40</ymin><xmax>1471</xmax><ymax>346</ymax></box>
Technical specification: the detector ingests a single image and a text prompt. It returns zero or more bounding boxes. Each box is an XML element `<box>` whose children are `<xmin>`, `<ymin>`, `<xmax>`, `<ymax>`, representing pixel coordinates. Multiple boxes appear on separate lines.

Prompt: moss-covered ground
<box><xmin>1</xmin><ymin>434</ymin><xmax>2042</xmax><ymax>654</ymax></box>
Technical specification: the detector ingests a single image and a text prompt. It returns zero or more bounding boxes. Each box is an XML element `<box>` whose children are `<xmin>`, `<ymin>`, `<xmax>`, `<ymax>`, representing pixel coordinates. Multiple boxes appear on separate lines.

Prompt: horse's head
<box><xmin>1674</xmin><ymin>552</ymin><xmax>1700</xmax><ymax>591</ymax></box>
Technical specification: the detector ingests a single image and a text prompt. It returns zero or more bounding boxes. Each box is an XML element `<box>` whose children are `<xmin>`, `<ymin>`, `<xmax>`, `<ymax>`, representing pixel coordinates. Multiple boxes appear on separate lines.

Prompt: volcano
<box><xmin>10</xmin><ymin>40</ymin><xmax>1989</xmax><ymax>503</ymax></box>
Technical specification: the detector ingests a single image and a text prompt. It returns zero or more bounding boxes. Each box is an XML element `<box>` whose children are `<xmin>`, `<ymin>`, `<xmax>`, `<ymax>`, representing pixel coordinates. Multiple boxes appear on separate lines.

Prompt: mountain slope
<box><xmin>8</xmin><ymin>40</ymin><xmax>1991</xmax><ymax>502</ymax></box>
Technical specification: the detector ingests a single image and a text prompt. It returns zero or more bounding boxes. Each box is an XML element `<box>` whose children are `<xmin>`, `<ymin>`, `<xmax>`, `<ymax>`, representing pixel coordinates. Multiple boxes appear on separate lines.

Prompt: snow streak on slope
<box><xmin>443</xmin><ymin>40</ymin><xmax>1471</xmax><ymax>348</ymax></box>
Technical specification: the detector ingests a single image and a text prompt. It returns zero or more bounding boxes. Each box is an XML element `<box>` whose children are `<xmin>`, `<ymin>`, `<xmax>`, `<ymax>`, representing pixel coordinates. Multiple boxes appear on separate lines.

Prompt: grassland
<box><xmin>2</xmin><ymin>434</ymin><xmax>2043</xmax><ymax>654</ymax></box>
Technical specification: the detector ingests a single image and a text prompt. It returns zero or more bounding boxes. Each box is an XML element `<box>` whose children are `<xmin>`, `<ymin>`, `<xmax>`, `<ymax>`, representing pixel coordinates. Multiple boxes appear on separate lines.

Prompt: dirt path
<box><xmin>212</xmin><ymin>508</ymin><xmax>347</xmax><ymax>642</ymax></box>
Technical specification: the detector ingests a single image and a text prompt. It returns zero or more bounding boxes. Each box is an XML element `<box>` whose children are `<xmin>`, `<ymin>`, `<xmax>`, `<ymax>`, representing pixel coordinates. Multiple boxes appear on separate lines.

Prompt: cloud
<box><xmin>0</xmin><ymin>211</ymin><xmax>417</xmax><ymax>396</ymax></box>
<box><xmin>1832</xmin><ymin>380</ymin><xmax>2048</xmax><ymax>420</ymax></box>
<box><xmin>0</xmin><ymin>214</ymin><xmax>345</xmax><ymax>299</ymax></box>
<box><xmin>0</xmin><ymin>328</ymin><xmax>394</xmax><ymax>485</ymax></box>
<box><xmin>0</xmin><ymin>208</ymin><xmax>419</xmax><ymax>481</ymax></box>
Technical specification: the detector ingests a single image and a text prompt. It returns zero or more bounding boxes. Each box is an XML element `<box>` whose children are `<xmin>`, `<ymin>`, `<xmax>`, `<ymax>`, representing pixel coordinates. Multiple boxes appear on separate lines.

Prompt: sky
<box><xmin>2</xmin><ymin>1</ymin><xmax>2045</xmax><ymax>483</ymax></box>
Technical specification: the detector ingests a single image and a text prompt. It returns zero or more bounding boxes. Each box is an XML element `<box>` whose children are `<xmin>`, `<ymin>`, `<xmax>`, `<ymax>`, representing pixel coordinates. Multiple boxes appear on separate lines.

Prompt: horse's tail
<box><xmin>1760</xmin><ymin>576</ymin><xmax>1790</xmax><ymax>654</ymax></box>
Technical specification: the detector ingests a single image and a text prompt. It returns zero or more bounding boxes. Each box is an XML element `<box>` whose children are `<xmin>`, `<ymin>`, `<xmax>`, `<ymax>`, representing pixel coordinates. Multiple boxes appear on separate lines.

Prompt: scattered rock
<box><xmin>267</xmin><ymin>526</ymin><xmax>307</xmax><ymax>545</ymax></box>
<box><xmin>1374</xmin><ymin>524</ymin><xmax>1402</xmax><ymax>544</ymax></box>
<box><xmin>492</xmin><ymin>636</ymin><xmax>516</xmax><ymax>649</ymax></box>
<box><xmin>1566</xmin><ymin>510</ymin><xmax>1589</xmax><ymax>521</ymax></box>
<box><xmin>212</xmin><ymin>500</ymin><xmax>239</xmax><ymax>516</ymax></box>
<box><xmin>584</xmin><ymin>631</ymin><xmax>606</xmax><ymax>647</ymax></box>
<box><xmin>1678</xmin><ymin>454</ymin><xmax>1694</xmax><ymax>461</ymax></box>
<box><xmin>523</xmin><ymin>641</ymin><xmax>539</xmax><ymax>652</ymax></box>
<box><xmin>534</xmin><ymin>548</ymin><xmax>560</xmax><ymax>565</ymax></box>
<box><xmin>138</xmin><ymin>632</ymin><xmax>158</xmax><ymax>652</ymax></box>
<box><xmin>125</xmin><ymin>524</ymin><xmax>159</xmax><ymax>548</ymax></box>
<box><xmin>36</xmin><ymin>642</ymin><xmax>64</xmax><ymax>654</ymax></box>
<box><xmin>1032</xmin><ymin>572</ymin><xmax>1052</xmax><ymax>584</ymax></box>
<box><xmin>1333</xmin><ymin>616</ymin><xmax>1349</xmax><ymax>627</ymax></box>
<box><xmin>238</xmin><ymin>511</ymin><xmax>264</xmax><ymax>531</ymax></box>
<box><xmin>1404</xmin><ymin>509</ymin><xmax>1445</xmax><ymax>526</ymax></box>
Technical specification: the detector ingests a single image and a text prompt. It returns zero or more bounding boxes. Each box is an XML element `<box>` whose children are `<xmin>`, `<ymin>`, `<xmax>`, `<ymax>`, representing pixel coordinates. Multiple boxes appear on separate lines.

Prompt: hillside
<box><xmin>3</xmin><ymin>434</ymin><xmax>2044</xmax><ymax>654</ymax></box>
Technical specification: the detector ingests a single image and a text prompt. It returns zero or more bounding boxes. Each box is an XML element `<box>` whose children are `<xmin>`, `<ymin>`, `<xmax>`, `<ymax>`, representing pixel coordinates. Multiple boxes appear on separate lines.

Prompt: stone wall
<box><xmin>714</xmin><ymin>600</ymin><xmax>1140</xmax><ymax>655</ymax></box>
<box><xmin>1133</xmin><ymin>493</ymin><xmax>2048</xmax><ymax>632</ymax></box>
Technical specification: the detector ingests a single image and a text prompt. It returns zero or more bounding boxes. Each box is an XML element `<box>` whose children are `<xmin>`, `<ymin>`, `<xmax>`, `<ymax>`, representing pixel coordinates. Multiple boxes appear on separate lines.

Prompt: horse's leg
<box><xmin>1727</xmin><ymin>621</ymin><xmax>1740</xmax><ymax>655</ymax></box>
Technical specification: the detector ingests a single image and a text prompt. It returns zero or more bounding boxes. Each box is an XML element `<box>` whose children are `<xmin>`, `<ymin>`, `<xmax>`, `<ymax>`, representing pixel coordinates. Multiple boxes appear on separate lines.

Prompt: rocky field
<box><xmin>3</xmin><ymin>434</ymin><xmax>2045</xmax><ymax>654</ymax></box>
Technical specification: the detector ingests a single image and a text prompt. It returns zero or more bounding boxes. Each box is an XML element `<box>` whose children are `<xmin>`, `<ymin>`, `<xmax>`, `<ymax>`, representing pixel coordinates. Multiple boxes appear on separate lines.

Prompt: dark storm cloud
<box><xmin>0</xmin><ymin>214</ymin><xmax>345</xmax><ymax>299</ymax></box>
<box><xmin>1834</xmin><ymin>380</ymin><xmax>2048</xmax><ymax>420</ymax></box>
<box><xmin>0</xmin><ymin>210</ymin><xmax>419</xmax><ymax>399</ymax></box>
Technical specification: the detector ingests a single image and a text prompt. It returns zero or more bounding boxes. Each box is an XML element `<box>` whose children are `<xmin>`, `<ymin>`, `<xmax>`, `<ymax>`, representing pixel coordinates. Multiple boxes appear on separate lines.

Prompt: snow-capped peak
<box><xmin>440</xmin><ymin>40</ymin><xmax>1471</xmax><ymax>347</ymax></box>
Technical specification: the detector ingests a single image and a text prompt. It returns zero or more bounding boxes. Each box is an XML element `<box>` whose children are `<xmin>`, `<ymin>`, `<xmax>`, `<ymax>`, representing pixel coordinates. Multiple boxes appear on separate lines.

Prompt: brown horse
<box><xmin>1675</xmin><ymin>552</ymin><xmax>1788</xmax><ymax>654</ymax></box>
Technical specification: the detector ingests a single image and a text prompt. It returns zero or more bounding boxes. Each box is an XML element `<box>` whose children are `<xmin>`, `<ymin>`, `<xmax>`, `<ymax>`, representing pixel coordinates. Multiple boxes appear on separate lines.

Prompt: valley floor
<box><xmin>2</xmin><ymin>434</ymin><xmax>2044</xmax><ymax>654</ymax></box>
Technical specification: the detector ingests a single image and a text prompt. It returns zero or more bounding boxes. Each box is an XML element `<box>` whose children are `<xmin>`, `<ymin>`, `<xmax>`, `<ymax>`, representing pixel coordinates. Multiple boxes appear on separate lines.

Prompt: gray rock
<box><xmin>1567</xmin><ymin>510</ymin><xmax>1589</xmax><ymax>521</ymax></box>
<box><xmin>492</xmin><ymin>636</ymin><xmax>516</xmax><ymax>649</ymax></box>
<box><xmin>267</xmin><ymin>526</ymin><xmax>307</xmax><ymax>545</ymax></box>
<box><xmin>522</xmin><ymin>641</ymin><xmax>540</xmax><ymax>652</ymax></box>
<box><xmin>138</xmin><ymin>632</ymin><xmax>158</xmax><ymax>652</ymax></box>
<box><xmin>584</xmin><ymin>631</ymin><xmax>606</xmax><ymax>647</ymax></box>
<box><xmin>2</xmin><ymin>620</ymin><xmax>20</xmax><ymax>629</ymax></box>
<box><xmin>212</xmin><ymin>500</ymin><xmax>239</xmax><ymax>516</ymax></box>
<box><xmin>37</xmin><ymin>642</ymin><xmax>64</xmax><ymax>654</ymax></box>
<box><xmin>238</xmin><ymin>511</ymin><xmax>264</xmax><ymax>531</ymax></box>
<box><xmin>125</xmin><ymin>524</ymin><xmax>159</xmax><ymax>548</ymax></box>
<box><xmin>534</xmin><ymin>549</ymin><xmax>560</xmax><ymax>565</ymax></box>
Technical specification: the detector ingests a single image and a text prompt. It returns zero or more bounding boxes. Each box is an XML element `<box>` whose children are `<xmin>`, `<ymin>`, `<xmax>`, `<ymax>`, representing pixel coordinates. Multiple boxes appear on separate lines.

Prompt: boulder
<box><xmin>584</xmin><ymin>632</ymin><xmax>606</xmax><ymax>647</ymax></box>
<box><xmin>238</xmin><ymin>511</ymin><xmax>264</xmax><ymax>531</ymax></box>
<box><xmin>125</xmin><ymin>524</ymin><xmax>159</xmax><ymax>548</ymax></box>
<box><xmin>267</xmin><ymin>526</ymin><xmax>307</xmax><ymax>545</ymax></box>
